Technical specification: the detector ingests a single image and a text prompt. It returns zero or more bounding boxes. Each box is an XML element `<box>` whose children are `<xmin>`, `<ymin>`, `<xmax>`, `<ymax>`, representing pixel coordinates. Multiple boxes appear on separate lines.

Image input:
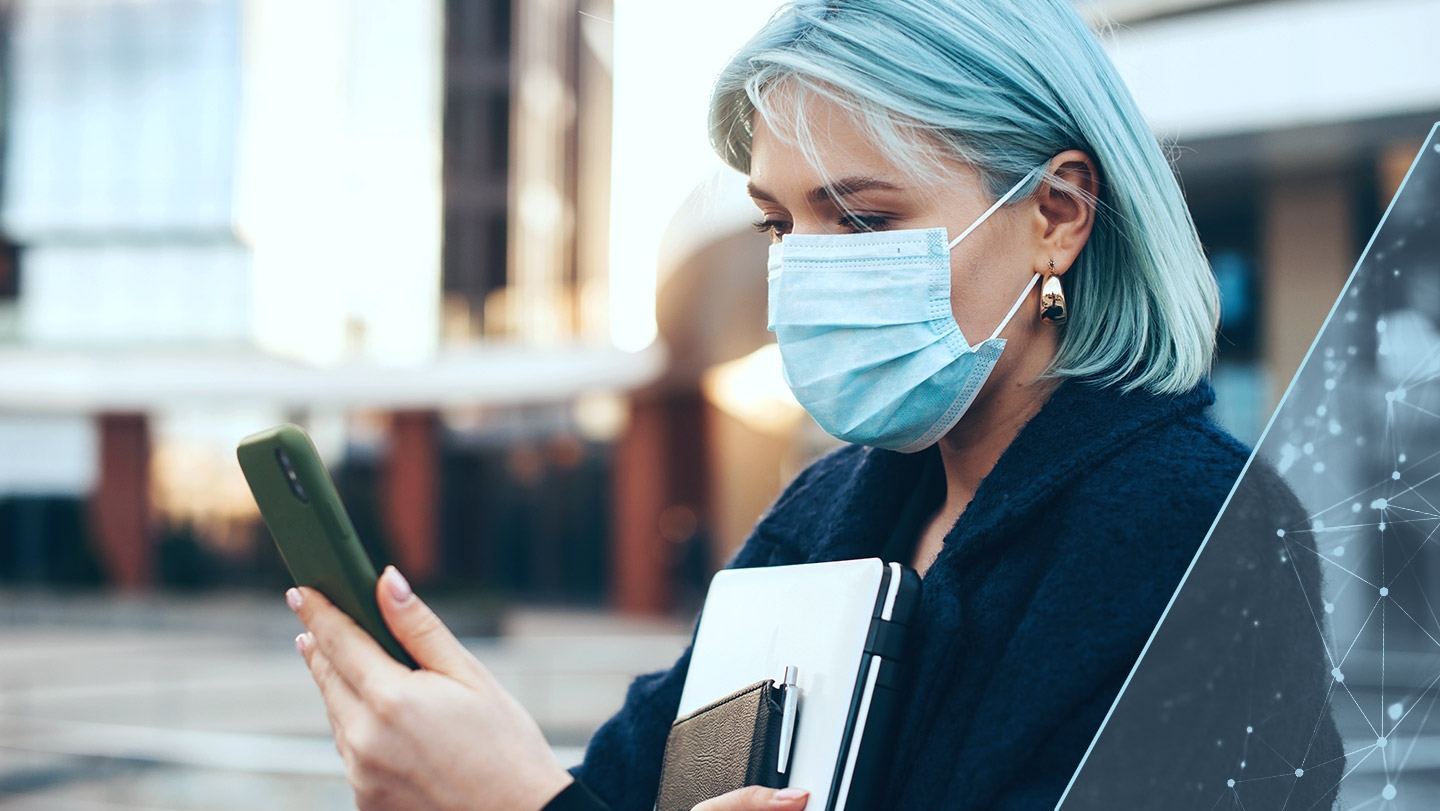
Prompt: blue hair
<box><xmin>709</xmin><ymin>0</ymin><xmax>1219</xmax><ymax>395</ymax></box>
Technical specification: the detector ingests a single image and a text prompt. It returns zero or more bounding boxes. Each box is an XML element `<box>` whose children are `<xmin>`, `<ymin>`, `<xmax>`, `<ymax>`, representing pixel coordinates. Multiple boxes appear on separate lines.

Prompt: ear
<box><xmin>1029</xmin><ymin>149</ymin><xmax>1099</xmax><ymax>276</ymax></box>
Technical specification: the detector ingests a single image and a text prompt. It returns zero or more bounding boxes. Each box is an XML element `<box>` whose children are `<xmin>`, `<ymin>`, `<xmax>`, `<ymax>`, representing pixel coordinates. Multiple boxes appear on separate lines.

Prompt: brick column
<box><xmin>89</xmin><ymin>413</ymin><xmax>152</xmax><ymax>589</ymax></box>
<box><xmin>382</xmin><ymin>410</ymin><xmax>441</xmax><ymax>583</ymax></box>
<box><xmin>611</xmin><ymin>391</ymin><xmax>711</xmax><ymax>615</ymax></box>
<box><xmin>1262</xmin><ymin>174</ymin><xmax>1355</xmax><ymax>406</ymax></box>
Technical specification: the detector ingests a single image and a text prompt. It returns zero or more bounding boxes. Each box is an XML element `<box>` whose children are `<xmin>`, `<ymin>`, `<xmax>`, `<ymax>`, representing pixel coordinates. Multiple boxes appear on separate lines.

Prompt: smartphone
<box><xmin>237</xmin><ymin>423</ymin><xmax>418</xmax><ymax>669</ymax></box>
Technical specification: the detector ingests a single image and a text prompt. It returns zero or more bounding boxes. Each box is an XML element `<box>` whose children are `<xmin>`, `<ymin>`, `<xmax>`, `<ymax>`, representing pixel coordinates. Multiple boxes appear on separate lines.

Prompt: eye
<box><xmin>752</xmin><ymin>218</ymin><xmax>791</xmax><ymax>241</ymax></box>
<box><xmin>839</xmin><ymin>213</ymin><xmax>890</xmax><ymax>232</ymax></box>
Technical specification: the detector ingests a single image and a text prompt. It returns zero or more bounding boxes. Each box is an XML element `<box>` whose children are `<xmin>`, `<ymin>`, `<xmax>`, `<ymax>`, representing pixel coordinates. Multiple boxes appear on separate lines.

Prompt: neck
<box><xmin>933</xmin><ymin>359</ymin><xmax>1061</xmax><ymax>519</ymax></box>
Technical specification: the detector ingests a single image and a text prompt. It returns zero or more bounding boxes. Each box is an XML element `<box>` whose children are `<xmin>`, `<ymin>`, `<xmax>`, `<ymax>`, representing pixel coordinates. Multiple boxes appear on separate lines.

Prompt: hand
<box><xmin>289</xmin><ymin>566</ymin><xmax>573</xmax><ymax>811</ymax></box>
<box><xmin>692</xmin><ymin>786</ymin><xmax>810</xmax><ymax>810</ymax></box>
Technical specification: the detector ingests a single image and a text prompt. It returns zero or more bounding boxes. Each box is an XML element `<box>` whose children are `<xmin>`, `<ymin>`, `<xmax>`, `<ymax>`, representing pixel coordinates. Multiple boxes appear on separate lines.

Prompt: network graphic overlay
<box><xmin>1058</xmin><ymin>125</ymin><xmax>1440</xmax><ymax>810</ymax></box>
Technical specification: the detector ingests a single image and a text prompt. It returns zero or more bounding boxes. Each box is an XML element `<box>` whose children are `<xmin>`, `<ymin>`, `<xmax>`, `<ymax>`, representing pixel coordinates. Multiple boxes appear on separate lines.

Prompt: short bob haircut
<box><xmin>709</xmin><ymin>0</ymin><xmax>1219</xmax><ymax>396</ymax></box>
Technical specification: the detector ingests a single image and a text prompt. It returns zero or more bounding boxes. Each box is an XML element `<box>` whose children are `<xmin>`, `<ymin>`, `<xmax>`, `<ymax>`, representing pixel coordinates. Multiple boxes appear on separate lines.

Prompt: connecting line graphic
<box><xmin>1261</xmin><ymin>265</ymin><xmax>1440</xmax><ymax>808</ymax></box>
<box><xmin>1054</xmin><ymin>126</ymin><xmax>1440</xmax><ymax>811</ymax></box>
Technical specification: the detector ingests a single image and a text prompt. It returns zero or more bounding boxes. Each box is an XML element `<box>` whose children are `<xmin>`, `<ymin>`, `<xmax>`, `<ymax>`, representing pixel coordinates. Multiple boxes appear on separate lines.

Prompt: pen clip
<box><xmin>777</xmin><ymin>665</ymin><xmax>799</xmax><ymax>775</ymax></box>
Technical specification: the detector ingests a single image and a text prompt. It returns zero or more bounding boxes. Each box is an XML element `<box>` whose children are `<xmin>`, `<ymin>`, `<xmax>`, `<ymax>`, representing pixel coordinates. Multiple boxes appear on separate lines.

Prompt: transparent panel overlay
<box><xmin>1059</xmin><ymin>124</ymin><xmax>1440</xmax><ymax>811</ymax></box>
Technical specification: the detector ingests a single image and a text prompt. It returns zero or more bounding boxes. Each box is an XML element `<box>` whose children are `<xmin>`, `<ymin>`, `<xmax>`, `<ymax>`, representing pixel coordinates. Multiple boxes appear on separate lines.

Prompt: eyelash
<box><xmin>751</xmin><ymin>214</ymin><xmax>892</xmax><ymax>238</ymax></box>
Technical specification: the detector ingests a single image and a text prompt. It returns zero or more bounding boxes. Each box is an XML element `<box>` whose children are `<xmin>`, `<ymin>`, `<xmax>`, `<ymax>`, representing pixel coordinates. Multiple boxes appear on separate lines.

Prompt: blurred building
<box><xmin>0</xmin><ymin>0</ymin><xmax>667</xmax><ymax>604</ymax></box>
<box><xmin>0</xmin><ymin>0</ymin><xmax>1435</xmax><ymax>618</ymax></box>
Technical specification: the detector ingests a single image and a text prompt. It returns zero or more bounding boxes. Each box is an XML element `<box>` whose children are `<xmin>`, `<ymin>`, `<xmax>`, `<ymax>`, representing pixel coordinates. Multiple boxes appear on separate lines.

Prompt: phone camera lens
<box><xmin>274</xmin><ymin>447</ymin><xmax>309</xmax><ymax>503</ymax></box>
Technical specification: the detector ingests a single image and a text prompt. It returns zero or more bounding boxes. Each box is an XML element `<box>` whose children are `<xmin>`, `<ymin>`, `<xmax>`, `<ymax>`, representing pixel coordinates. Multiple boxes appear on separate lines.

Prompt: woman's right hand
<box><xmin>691</xmin><ymin>786</ymin><xmax>809</xmax><ymax>811</ymax></box>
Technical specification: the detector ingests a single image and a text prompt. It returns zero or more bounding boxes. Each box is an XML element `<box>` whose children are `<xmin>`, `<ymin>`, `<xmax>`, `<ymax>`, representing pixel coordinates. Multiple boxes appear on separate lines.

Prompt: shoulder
<box><xmin>727</xmin><ymin>443</ymin><xmax>872</xmax><ymax>567</ymax></box>
<box><xmin>759</xmin><ymin>443</ymin><xmax>871</xmax><ymax>522</ymax></box>
<box><xmin>1070</xmin><ymin>408</ymin><xmax>1251</xmax><ymax>525</ymax></box>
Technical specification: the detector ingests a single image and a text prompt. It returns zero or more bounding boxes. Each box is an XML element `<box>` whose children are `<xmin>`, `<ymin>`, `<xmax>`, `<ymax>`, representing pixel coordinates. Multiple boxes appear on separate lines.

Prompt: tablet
<box><xmin>676</xmin><ymin>558</ymin><xmax>921</xmax><ymax>811</ymax></box>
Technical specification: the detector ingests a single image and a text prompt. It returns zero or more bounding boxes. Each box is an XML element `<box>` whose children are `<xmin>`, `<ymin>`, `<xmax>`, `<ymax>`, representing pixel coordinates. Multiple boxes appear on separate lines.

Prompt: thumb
<box><xmin>694</xmin><ymin>786</ymin><xmax>809</xmax><ymax>811</ymax></box>
<box><xmin>376</xmin><ymin>566</ymin><xmax>485</xmax><ymax>685</ymax></box>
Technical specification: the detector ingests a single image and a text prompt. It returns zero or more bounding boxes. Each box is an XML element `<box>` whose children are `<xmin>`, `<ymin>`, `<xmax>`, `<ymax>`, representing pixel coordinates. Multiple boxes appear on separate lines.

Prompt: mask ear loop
<box><xmin>988</xmin><ymin>273</ymin><xmax>1041</xmax><ymax>341</ymax></box>
<box><xmin>946</xmin><ymin>163</ymin><xmax>1048</xmax><ymax>250</ymax></box>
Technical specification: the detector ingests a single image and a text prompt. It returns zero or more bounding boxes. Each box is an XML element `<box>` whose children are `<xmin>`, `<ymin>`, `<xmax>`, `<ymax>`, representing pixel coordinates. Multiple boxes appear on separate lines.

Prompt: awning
<box><xmin>0</xmin><ymin>341</ymin><xmax>667</xmax><ymax>413</ymax></box>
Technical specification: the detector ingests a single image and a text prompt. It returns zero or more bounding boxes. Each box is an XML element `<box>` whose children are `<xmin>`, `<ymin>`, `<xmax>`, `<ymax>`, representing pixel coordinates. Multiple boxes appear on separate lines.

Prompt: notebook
<box><xmin>669</xmin><ymin>557</ymin><xmax>922</xmax><ymax>811</ymax></box>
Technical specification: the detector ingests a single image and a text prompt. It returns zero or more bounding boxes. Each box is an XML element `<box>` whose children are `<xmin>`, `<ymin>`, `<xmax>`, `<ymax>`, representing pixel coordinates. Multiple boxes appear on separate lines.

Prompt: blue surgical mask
<box><xmin>766</xmin><ymin>166</ymin><xmax>1045</xmax><ymax>453</ymax></box>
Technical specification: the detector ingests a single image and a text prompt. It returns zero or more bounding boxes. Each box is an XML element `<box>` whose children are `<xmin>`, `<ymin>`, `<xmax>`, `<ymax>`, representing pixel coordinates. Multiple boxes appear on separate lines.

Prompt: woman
<box><xmin>288</xmin><ymin>1</ymin><xmax>1340</xmax><ymax>809</ymax></box>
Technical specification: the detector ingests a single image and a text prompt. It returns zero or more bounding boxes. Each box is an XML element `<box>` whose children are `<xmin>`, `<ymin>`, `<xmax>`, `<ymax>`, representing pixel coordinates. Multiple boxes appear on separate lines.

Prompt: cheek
<box><xmin>946</xmin><ymin>242</ymin><xmax>1009</xmax><ymax>339</ymax></box>
<box><xmin>945</xmin><ymin>222</ymin><xmax>1032</xmax><ymax>339</ymax></box>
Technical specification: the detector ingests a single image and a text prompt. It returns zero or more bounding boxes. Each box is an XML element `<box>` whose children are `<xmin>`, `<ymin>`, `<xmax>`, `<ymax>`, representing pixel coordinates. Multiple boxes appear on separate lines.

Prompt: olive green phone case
<box><xmin>237</xmin><ymin>424</ymin><xmax>417</xmax><ymax>669</ymax></box>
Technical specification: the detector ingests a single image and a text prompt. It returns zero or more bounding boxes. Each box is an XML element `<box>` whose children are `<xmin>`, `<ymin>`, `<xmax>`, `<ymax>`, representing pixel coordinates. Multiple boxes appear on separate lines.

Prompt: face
<box><xmin>745</xmin><ymin>94</ymin><xmax>1051</xmax><ymax>367</ymax></box>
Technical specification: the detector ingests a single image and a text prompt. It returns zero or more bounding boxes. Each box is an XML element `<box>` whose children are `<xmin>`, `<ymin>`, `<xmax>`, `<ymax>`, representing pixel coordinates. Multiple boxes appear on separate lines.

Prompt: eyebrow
<box><xmin>746</xmin><ymin>175</ymin><xmax>905</xmax><ymax>206</ymax></box>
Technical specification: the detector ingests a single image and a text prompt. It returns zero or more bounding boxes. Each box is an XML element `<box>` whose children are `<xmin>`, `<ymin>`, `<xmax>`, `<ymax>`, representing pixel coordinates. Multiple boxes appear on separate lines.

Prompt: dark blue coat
<box><xmin>566</xmin><ymin>378</ymin><xmax>1333</xmax><ymax>810</ymax></box>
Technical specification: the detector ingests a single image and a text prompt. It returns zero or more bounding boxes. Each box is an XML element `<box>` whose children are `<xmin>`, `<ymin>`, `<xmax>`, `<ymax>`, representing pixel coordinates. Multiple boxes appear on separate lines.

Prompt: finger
<box><xmin>289</xmin><ymin>585</ymin><xmax>407</xmax><ymax>695</ymax></box>
<box><xmin>375</xmin><ymin>566</ymin><xmax>486</xmax><ymax>685</ymax></box>
<box><xmin>298</xmin><ymin>632</ymin><xmax>365</xmax><ymax>730</ymax></box>
<box><xmin>298</xmin><ymin>634</ymin><xmax>363</xmax><ymax>766</ymax></box>
<box><xmin>692</xmin><ymin>786</ymin><xmax>809</xmax><ymax>811</ymax></box>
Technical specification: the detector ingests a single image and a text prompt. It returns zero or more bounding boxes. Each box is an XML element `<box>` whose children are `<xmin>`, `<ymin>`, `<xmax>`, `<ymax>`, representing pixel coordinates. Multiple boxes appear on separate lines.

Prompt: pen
<box><xmin>777</xmin><ymin>665</ymin><xmax>799</xmax><ymax>775</ymax></box>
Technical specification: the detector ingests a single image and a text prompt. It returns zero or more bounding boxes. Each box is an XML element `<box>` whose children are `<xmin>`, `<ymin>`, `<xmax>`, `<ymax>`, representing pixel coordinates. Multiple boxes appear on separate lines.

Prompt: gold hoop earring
<box><xmin>1040</xmin><ymin>261</ymin><xmax>1067</xmax><ymax>325</ymax></box>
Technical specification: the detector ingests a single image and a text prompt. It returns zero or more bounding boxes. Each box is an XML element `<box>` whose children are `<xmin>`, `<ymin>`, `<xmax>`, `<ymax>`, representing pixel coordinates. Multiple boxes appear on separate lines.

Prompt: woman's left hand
<box><xmin>289</xmin><ymin>566</ymin><xmax>574</xmax><ymax>811</ymax></box>
<box><xmin>692</xmin><ymin>786</ymin><xmax>810</xmax><ymax>810</ymax></box>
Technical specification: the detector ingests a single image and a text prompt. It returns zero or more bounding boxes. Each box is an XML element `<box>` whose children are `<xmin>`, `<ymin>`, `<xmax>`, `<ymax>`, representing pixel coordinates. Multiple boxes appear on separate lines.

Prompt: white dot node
<box><xmin>1386</xmin><ymin>391</ymin><xmax>1396</xmax><ymax>403</ymax></box>
<box><xmin>1324</xmin><ymin>602</ymin><xmax>1335</xmax><ymax>614</ymax></box>
<box><xmin>1246</xmin><ymin>726</ymin><xmax>1254</xmax><ymax>734</ymax></box>
<box><xmin>1314</xmin><ymin>519</ymin><xmax>1326</xmax><ymax>530</ymax></box>
<box><xmin>1332</xmin><ymin>667</ymin><xmax>1345</xmax><ymax>683</ymax></box>
<box><xmin>1334</xmin><ymin>546</ymin><xmax>1345</xmax><ymax>557</ymax></box>
<box><xmin>1377</xmin><ymin>319</ymin><xmax>1388</xmax><ymax>333</ymax></box>
<box><xmin>1380</xmin><ymin>587</ymin><xmax>1390</xmax><ymax>597</ymax></box>
<box><xmin>1295</xmin><ymin>768</ymin><xmax>1304</xmax><ymax>778</ymax></box>
<box><xmin>1393</xmin><ymin>471</ymin><xmax>1402</xmax><ymax>480</ymax></box>
<box><xmin>1378</xmin><ymin>736</ymin><xmax>1387</xmax><ymax>749</ymax></box>
<box><xmin>1380</xmin><ymin>522</ymin><xmax>1387</xmax><ymax>532</ymax></box>
<box><xmin>1253</xmin><ymin>619</ymin><xmax>1261</xmax><ymax>627</ymax></box>
<box><xmin>1276</xmin><ymin>529</ymin><xmax>1286</xmax><ymax>537</ymax></box>
<box><xmin>1383</xmin><ymin>784</ymin><xmax>1397</xmax><ymax>800</ymax></box>
<box><xmin>1400</xmin><ymin>453</ymin><xmax>1407</xmax><ymax>463</ymax></box>
<box><xmin>1303</xmin><ymin>442</ymin><xmax>1315</xmax><ymax>455</ymax></box>
<box><xmin>1227</xmin><ymin>779</ymin><xmax>1236</xmax><ymax>788</ymax></box>
<box><xmin>1389</xmin><ymin>702</ymin><xmax>1404</xmax><ymax>721</ymax></box>
<box><xmin>1396</xmin><ymin>387</ymin><xmax>1408</xmax><ymax>401</ymax></box>
<box><xmin>1352</xmin><ymin>503</ymin><xmax>1362</xmax><ymax>513</ymax></box>
<box><xmin>1325</xmin><ymin>347</ymin><xmax>1335</xmax><ymax>358</ymax></box>
<box><xmin>1313</xmin><ymin>462</ymin><xmax>1326</xmax><ymax>474</ymax></box>
<box><xmin>1324</xmin><ymin>379</ymin><xmax>1336</xmax><ymax>391</ymax></box>
<box><xmin>1373</xmin><ymin>498</ymin><xmax>1389</xmax><ymax>509</ymax></box>
<box><xmin>1240</xmin><ymin>760</ymin><xmax>1246</xmax><ymax>769</ymax></box>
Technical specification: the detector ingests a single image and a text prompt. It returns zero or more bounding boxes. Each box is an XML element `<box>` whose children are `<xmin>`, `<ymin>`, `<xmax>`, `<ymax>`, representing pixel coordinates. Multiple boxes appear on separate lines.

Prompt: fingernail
<box><xmin>774</xmin><ymin>788</ymin><xmax>808</xmax><ymax>803</ymax></box>
<box><xmin>384</xmin><ymin>566</ymin><xmax>413</xmax><ymax>604</ymax></box>
<box><xmin>285</xmin><ymin>588</ymin><xmax>303</xmax><ymax>612</ymax></box>
<box><xmin>294</xmin><ymin>632</ymin><xmax>308</xmax><ymax>655</ymax></box>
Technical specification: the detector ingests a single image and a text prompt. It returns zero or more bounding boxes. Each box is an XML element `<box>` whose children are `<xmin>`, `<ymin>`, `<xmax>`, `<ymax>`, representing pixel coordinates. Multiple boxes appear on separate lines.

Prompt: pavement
<box><xmin>4</xmin><ymin>591</ymin><xmax>1440</xmax><ymax>810</ymax></box>
<box><xmin>0</xmin><ymin>590</ymin><xmax>692</xmax><ymax>810</ymax></box>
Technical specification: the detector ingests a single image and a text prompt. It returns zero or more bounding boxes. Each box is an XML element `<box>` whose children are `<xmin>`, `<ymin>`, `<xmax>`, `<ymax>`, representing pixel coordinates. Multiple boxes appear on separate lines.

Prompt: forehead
<box><xmin>748</xmin><ymin>91</ymin><xmax>903</xmax><ymax>191</ymax></box>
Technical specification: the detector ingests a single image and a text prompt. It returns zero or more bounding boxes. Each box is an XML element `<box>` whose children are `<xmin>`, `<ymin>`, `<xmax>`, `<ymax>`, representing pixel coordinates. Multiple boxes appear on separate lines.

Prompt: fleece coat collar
<box><xmin>571</xmin><ymin>377</ymin><xmax>1271</xmax><ymax>811</ymax></box>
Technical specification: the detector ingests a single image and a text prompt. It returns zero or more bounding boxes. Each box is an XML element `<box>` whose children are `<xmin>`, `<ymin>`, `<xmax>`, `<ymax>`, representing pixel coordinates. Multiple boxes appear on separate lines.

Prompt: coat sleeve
<box><xmin>562</xmin><ymin>446</ymin><xmax>859</xmax><ymax>811</ymax></box>
<box><xmin>564</xmin><ymin>533</ymin><xmax>784</xmax><ymax>811</ymax></box>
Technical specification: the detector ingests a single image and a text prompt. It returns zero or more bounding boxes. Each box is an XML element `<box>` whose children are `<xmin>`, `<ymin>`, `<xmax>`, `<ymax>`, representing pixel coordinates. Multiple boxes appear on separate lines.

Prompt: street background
<box><xmin>1</xmin><ymin>0</ymin><xmax>1438</xmax><ymax>808</ymax></box>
